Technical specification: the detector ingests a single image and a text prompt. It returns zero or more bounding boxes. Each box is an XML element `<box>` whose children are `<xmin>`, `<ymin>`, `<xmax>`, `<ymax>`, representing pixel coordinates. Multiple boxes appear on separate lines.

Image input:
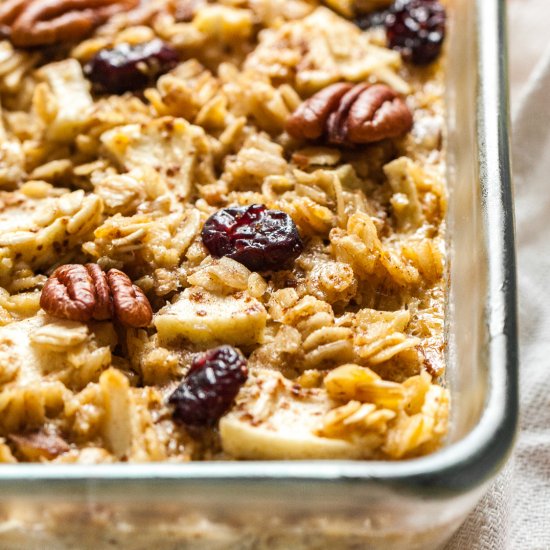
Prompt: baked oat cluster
<box><xmin>0</xmin><ymin>0</ymin><xmax>448</xmax><ymax>463</ymax></box>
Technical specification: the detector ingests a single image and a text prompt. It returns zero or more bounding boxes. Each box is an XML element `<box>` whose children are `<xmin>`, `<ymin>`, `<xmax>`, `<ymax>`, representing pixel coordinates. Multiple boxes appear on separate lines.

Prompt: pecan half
<box><xmin>9</xmin><ymin>431</ymin><xmax>70</xmax><ymax>460</ymax></box>
<box><xmin>347</xmin><ymin>84</ymin><xmax>413</xmax><ymax>143</ymax></box>
<box><xmin>286</xmin><ymin>83</ymin><xmax>353</xmax><ymax>140</ymax></box>
<box><xmin>86</xmin><ymin>263</ymin><xmax>113</xmax><ymax>321</ymax></box>
<box><xmin>0</xmin><ymin>0</ymin><xmax>139</xmax><ymax>48</ymax></box>
<box><xmin>40</xmin><ymin>264</ymin><xmax>96</xmax><ymax>322</ymax></box>
<box><xmin>41</xmin><ymin>263</ymin><xmax>151</xmax><ymax>327</ymax></box>
<box><xmin>0</xmin><ymin>0</ymin><xmax>27</xmax><ymax>31</ymax></box>
<box><xmin>286</xmin><ymin>82</ymin><xmax>412</xmax><ymax>146</ymax></box>
<box><xmin>326</xmin><ymin>83</ymin><xmax>369</xmax><ymax>145</ymax></box>
<box><xmin>107</xmin><ymin>269</ymin><xmax>153</xmax><ymax>328</ymax></box>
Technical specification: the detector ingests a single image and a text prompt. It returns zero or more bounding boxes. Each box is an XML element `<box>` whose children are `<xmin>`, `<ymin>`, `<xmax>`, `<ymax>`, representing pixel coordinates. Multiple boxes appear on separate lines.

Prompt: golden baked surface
<box><xmin>0</xmin><ymin>0</ymin><xmax>448</xmax><ymax>463</ymax></box>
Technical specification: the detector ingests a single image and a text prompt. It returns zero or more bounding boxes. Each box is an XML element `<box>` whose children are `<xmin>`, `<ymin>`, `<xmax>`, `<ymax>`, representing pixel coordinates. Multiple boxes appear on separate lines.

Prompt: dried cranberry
<box><xmin>385</xmin><ymin>0</ymin><xmax>446</xmax><ymax>65</ymax></box>
<box><xmin>201</xmin><ymin>204</ymin><xmax>304</xmax><ymax>272</ymax></box>
<box><xmin>169</xmin><ymin>346</ymin><xmax>248</xmax><ymax>427</ymax></box>
<box><xmin>84</xmin><ymin>39</ymin><xmax>179</xmax><ymax>94</ymax></box>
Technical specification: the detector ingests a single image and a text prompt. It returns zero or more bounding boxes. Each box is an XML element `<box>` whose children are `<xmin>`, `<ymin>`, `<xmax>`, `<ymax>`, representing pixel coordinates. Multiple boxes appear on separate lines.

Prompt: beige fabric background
<box><xmin>447</xmin><ymin>1</ymin><xmax>550</xmax><ymax>548</ymax></box>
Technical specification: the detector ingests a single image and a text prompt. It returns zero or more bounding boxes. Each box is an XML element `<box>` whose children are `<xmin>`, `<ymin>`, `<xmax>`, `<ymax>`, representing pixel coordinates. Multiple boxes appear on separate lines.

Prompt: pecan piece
<box><xmin>326</xmin><ymin>83</ymin><xmax>369</xmax><ymax>145</ymax></box>
<box><xmin>347</xmin><ymin>84</ymin><xmax>413</xmax><ymax>143</ymax></box>
<box><xmin>41</xmin><ymin>263</ymin><xmax>153</xmax><ymax>327</ymax></box>
<box><xmin>86</xmin><ymin>263</ymin><xmax>113</xmax><ymax>321</ymax></box>
<box><xmin>286</xmin><ymin>83</ymin><xmax>353</xmax><ymax>140</ymax></box>
<box><xmin>40</xmin><ymin>264</ymin><xmax>96</xmax><ymax>322</ymax></box>
<box><xmin>286</xmin><ymin>82</ymin><xmax>413</xmax><ymax>146</ymax></box>
<box><xmin>107</xmin><ymin>269</ymin><xmax>152</xmax><ymax>328</ymax></box>
<box><xmin>0</xmin><ymin>0</ymin><xmax>27</xmax><ymax>30</ymax></box>
<box><xmin>2</xmin><ymin>0</ymin><xmax>139</xmax><ymax>48</ymax></box>
<box><xmin>9</xmin><ymin>431</ymin><xmax>70</xmax><ymax>461</ymax></box>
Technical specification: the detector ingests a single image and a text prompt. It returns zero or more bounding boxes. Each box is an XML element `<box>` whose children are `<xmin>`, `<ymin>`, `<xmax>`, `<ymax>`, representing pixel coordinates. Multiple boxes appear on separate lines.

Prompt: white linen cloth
<box><xmin>447</xmin><ymin>1</ymin><xmax>550</xmax><ymax>548</ymax></box>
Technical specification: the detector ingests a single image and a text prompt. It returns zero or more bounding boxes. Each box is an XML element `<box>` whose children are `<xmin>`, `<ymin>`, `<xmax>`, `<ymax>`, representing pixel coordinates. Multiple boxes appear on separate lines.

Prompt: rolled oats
<box><xmin>0</xmin><ymin>0</ymin><xmax>448</xmax><ymax>465</ymax></box>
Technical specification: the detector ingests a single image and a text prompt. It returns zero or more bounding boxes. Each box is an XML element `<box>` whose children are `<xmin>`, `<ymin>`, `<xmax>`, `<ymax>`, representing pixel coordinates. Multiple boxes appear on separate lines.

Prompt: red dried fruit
<box><xmin>385</xmin><ymin>0</ymin><xmax>446</xmax><ymax>65</ymax></box>
<box><xmin>84</xmin><ymin>39</ymin><xmax>179</xmax><ymax>94</ymax></box>
<box><xmin>169</xmin><ymin>345</ymin><xmax>248</xmax><ymax>427</ymax></box>
<box><xmin>201</xmin><ymin>204</ymin><xmax>304</xmax><ymax>272</ymax></box>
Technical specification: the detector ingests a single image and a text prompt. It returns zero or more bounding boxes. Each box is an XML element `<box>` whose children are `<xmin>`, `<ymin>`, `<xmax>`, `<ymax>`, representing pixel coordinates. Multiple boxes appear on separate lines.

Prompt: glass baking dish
<box><xmin>0</xmin><ymin>0</ymin><xmax>517</xmax><ymax>548</ymax></box>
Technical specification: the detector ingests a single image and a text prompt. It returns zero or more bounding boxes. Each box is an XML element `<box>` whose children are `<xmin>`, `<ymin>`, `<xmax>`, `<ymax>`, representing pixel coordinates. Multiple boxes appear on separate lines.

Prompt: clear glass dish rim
<box><xmin>0</xmin><ymin>0</ymin><xmax>517</xmax><ymax>499</ymax></box>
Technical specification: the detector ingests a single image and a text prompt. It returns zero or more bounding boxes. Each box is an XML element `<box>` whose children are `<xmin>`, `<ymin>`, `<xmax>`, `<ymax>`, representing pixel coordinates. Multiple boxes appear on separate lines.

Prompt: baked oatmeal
<box><xmin>0</xmin><ymin>0</ymin><xmax>448</xmax><ymax>463</ymax></box>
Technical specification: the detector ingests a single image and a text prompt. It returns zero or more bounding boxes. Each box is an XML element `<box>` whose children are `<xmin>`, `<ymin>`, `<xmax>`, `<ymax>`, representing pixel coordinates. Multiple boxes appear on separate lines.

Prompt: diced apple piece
<box><xmin>155</xmin><ymin>287</ymin><xmax>267</xmax><ymax>346</ymax></box>
<box><xmin>38</xmin><ymin>59</ymin><xmax>93</xmax><ymax>142</ymax></box>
